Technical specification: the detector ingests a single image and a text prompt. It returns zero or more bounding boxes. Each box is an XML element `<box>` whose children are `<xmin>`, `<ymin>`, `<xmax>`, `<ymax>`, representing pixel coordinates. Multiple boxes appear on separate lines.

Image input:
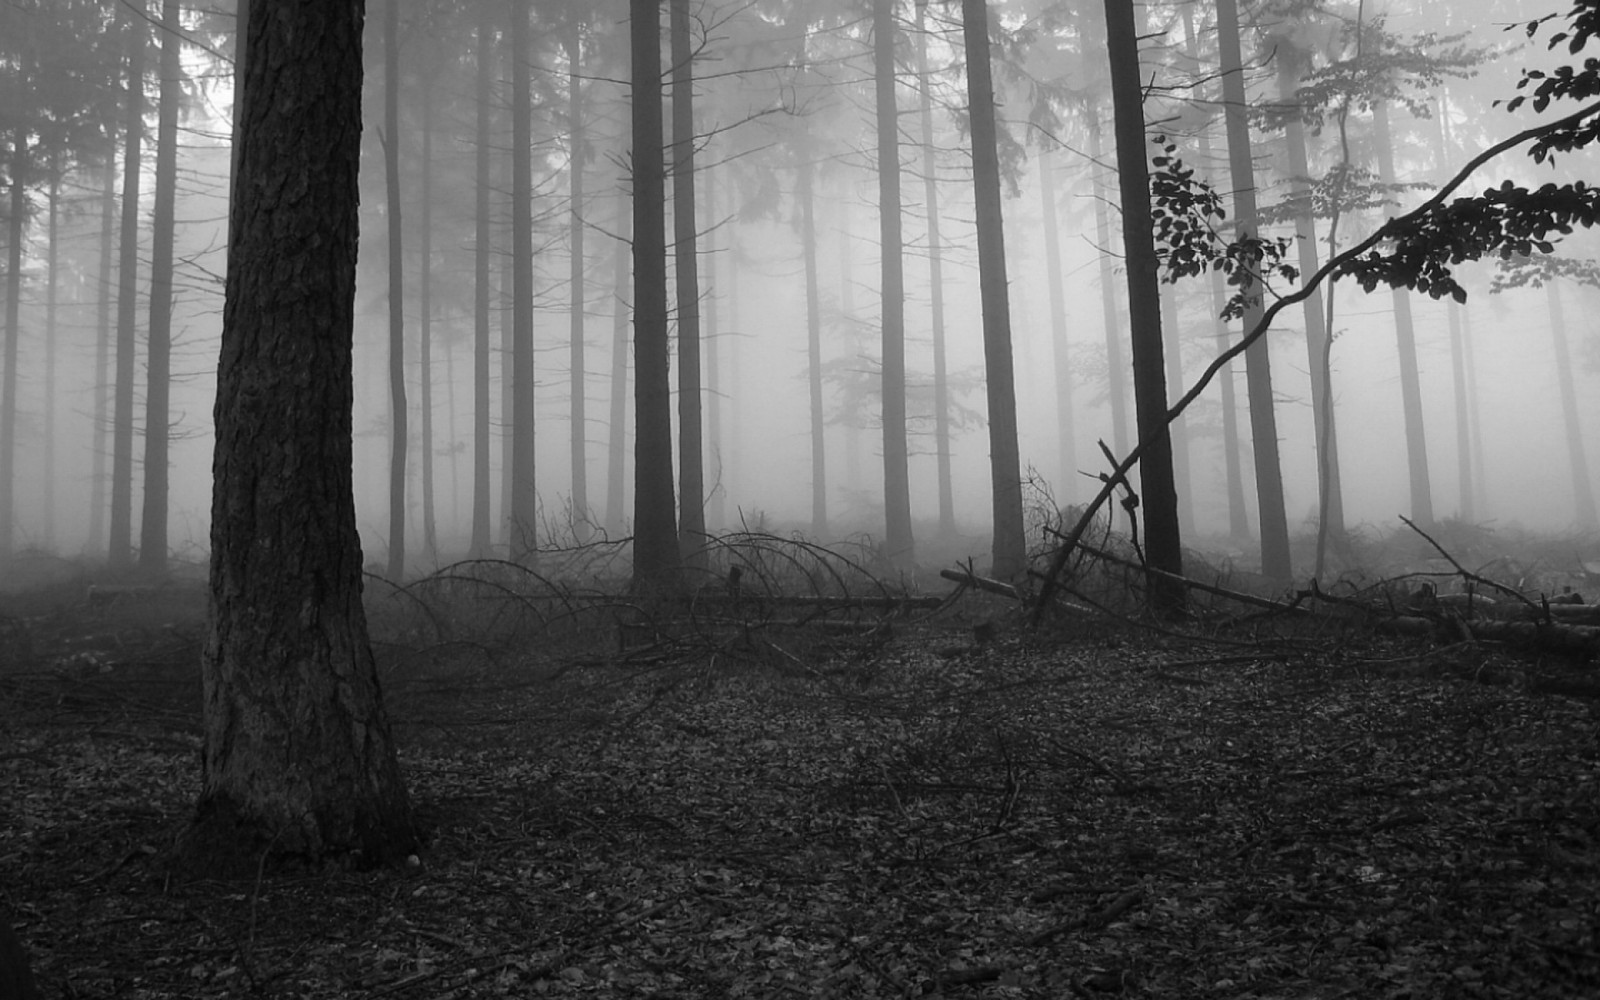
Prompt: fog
<box><xmin>3</xmin><ymin>0</ymin><xmax>1596</xmax><ymax>580</ymax></box>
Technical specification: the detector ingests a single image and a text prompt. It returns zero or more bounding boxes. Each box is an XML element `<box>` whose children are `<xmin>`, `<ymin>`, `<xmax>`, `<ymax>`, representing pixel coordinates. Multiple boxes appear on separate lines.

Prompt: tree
<box><xmin>508</xmin><ymin>0</ymin><xmax>538</xmax><ymax>559</ymax></box>
<box><xmin>563</xmin><ymin>14</ymin><xmax>591</xmax><ymax>527</ymax></box>
<box><xmin>470</xmin><ymin>0</ymin><xmax>494</xmax><ymax>559</ymax></box>
<box><xmin>672</xmin><ymin>0</ymin><xmax>706</xmax><ymax>566</ymax></box>
<box><xmin>189</xmin><ymin>0</ymin><xmax>415</xmax><ymax>868</ymax></box>
<box><xmin>914</xmin><ymin>0</ymin><xmax>955</xmax><ymax>535</ymax></box>
<box><xmin>383</xmin><ymin>0</ymin><xmax>407</xmax><ymax>579</ymax></box>
<box><xmin>631</xmin><ymin>0</ymin><xmax>681</xmax><ymax>592</ymax></box>
<box><xmin>874</xmin><ymin>0</ymin><xmax>914</xmax><ymax>567</ymax></box>
<box><xmin>960</xmin><ymin>0</ymin><xmax>1025</xmax><ymax>578</ymax></box>
<box><xmin>108</xmin><ymin>3</ymin><xmax>146</xmax><ymax>572</ymax></box>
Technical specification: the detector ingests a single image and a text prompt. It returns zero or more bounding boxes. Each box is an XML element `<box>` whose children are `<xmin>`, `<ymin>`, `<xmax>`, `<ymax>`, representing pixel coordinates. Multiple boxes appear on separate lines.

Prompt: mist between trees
<box><xmin>2</xmin><ymin>0</ymin><xmax>1598</xmax><ymax>584</ymax></box>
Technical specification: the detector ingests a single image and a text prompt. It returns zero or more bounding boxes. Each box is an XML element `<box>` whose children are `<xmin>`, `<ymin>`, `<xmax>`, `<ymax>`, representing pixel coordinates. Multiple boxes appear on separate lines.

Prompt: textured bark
<box><xmin>671</xmin><ymin>0</ymin><xmax>705</xmax><ymax>566</ymax></box>
<box><xmin>960</xmin><ymin>0</ymin><xmax>1025</xmax><ymax>579</ymax></box>
<box><xmin>1217</xmin><ymin>0</ymin><xmax>1290</xmax><ymax>580</ymax></box>
<box><xmin>1038</xmin><ymin>149</ymin><xmax>1078</xmax><ymax>501</ymax></box>
<box><xmin>109</xmin><ymin>6</ymin><xmax>145</xmax><ymax>572</ymax></box>
<box><xmin>799</xmin><ymin>157</ymin><xmax>828</xmax><ymax>537</ymax></box>
<box><xmin>383</xmin><ymin>0</ymin><xmax>407</xmax><ymax>579</ymax></box>
<box><xmin>470</xmin><ymin>1</ymin><xmax>493</xmax><ymax>558</ymax></box>
<box><xmin>630</xmin><ymin>0</ymin><xmax>681</xmax><ymax>592</ymax></box>
<box><xmin>915</xmin><ymin>0</ymin><xmax>954</xmax><ymax>534</ymax></box>
<box><xmin>195</xmin><ymin>0</ymin><xmax>415</xmax><ymax>870</ymax></box>
<box><xmin>874</xmin><ymin>0</ymin><xmax>914</xmax><ymax>566</ymax></box>
<box><xmin>1103</xmin><ymin>0</ymin><xmax>1183</xmax><ymax>608</ymax></box>
<box><xmin>509</xmin><ymin>0</ymin><xmax>537</xmax><ymax>559</ymax></box>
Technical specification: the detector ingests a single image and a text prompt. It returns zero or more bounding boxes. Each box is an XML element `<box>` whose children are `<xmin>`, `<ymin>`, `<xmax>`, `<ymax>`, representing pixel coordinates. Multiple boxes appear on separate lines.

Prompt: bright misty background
<box><xmin>2</xmin><ymin>0</ymin><xmax>1595</xmax><ymax>575</ymax></box>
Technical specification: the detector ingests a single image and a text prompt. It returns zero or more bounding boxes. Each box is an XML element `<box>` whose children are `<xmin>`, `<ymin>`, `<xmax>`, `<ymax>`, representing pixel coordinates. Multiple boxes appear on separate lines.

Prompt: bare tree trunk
<box><xmin>192</xmin><ymin>0</ymin><xmax>415</xmax><ymax>870</ymax></box>
<box><xmin>43</xmin><ymin>156</ymin><xmax>60</xmax><ymax>548</ymax></box>
<box><xmin>90</xmin><ymin>161</ymin><xmax>115</xmax><ymax>554</ymax></box>
<box><xmin>1217</xmin><ymin>0</ymin><xmax>1290</xmax><ymax>580</ymax></box>
<box><xmin>383</xmin><ymin>0</ymin><xmax>407</xmax><ymax>579</ymax></box>
<box><xmin>418</xmin><ymin>82</ymin><xmax>437</xmax><ymax>565</ymax></box>
<box><xmin>1196</xmin><ymin>126</ymin><xmax>1251</xmax><ymax>541</ymax></box>
<box><xmin>671</xmin><ymin>0</ymin><xmax>705</xmax><ymax>567</ymax></box>
<box><xmin>565</xmin><ymin>20</ymin><xmax>590</xmax><ymax>526</ymax></box>
<box><xmin>1103</xmin><ymin>0</ymin><xmax>1183</xmax><ymax>608</ymax></box>
<box><xmin>1086</xmin><ymin>112</ymin><xmax>1130</xmax><ymax>458</ymax></box>
<box><xmin>960</xmin><ymin>0</ymin><xmax>1025</xmax><ymax>578</ymax></box>
<box><xmin>1038</xmin><ymin>148</ymin><xmax>1078</xmax><ymax>502</ymax></box>
<box><xmin>606</xmin><ymin>188</ymin><xmax>631</xmax><ymax>534</ymax></box>
<box><xmin>915</xmin><ymin>0</ymin><xmax>954</xmax><ymax>535</ymax></box>
<box><xmin>630</xmin><ymin>0</ymin><xmax>681</xmax><ymax>592</ymax></box>
<box><xmin>470</xmin><ymin>0</ymin><xmax>493</xmax><ymax>558</ymax></box>
<box><xmin>800</xmin><ymin>157</ymin><xmax>828</xmax><ymax>537</ymax></box>
<box><xmin>110</xmin><ymin>5</ymin><xmax>146</xmax><ymax>573</ymax></box>
<box><xmin>1545</xmin><ymin>280</ymin><xmax>1599</xmax><ymax>527</ymax></box>
<box><xmin>1445</xmin><ymin>303</ymin><xmax>1474</xmax><ymax>521</ymax></box>
<box><xmin>509</xmin><ymin>0</ymin><xmax>537</xmax><ymax>559</ymax></box>
<box><xmin>703</xmin><ymin>174</ymin><xmax>725</xmax><ymax>530</ymax></box>
<box><xmin>0</xmin><ymin>132</ymin><xmax>21</xmax><ymax>562</ymax></box>
<box><xmin>1159</xmin><ymin>282</ymin><xmax>1194</xmax><ymax>536</ymax></box>
<box><xmin>874</xmin><ymin>0</ymin><xmax>914</xmax><ymax>566</ymax></box>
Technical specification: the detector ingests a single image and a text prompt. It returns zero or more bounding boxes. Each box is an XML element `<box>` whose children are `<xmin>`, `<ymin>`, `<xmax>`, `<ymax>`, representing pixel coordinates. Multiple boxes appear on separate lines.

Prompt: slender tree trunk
<box><xmin>1217</xmin><ymin>0</ymin><xmax>1290</xmax><ymax>580</ymax></box>
<box><xmin>606</xmin><ymin>188</ymin><xmax>631</xmax><ymax>534</ymax></box>
<box><xmin>671</xmin><ymin>0</ymin><xmax>706</xmax><ymax>566</ymax></box>
<box><xmin>1038</xmin><ymin>148</ymin><xmax>1078</xmax><ymax>501</ymax></box>
<box><xmin>138</xmin><ymin>0</ymin><xmax>182</xmax><ymax>575</ymax></box>
<box><xmin>1103</xmin><ymin>0</ymin><xmax>1183</xmax><ymax>608</ymax></box>
<box><xmin>0</xmin><ymin>132</ymin><xmax>22</xmax><ymax>562</ymax></box>
<box><xmin>1445</xmin><ymin>303</ymin><xmax>1473</xmax><ymax>521</ymax></box>
<box><xmin>90</xmin><ymin>162</ymin><xmax>115</xmax><ymax>554</ymax></box>
<box><xmin>110</xmin><ymin>6</ymin><xmax>146</xmax><ymax>573</ymax></box>
<box><xmin>915</xmin><ymin>0</ymin><xmax>954</xmax><ymax>535</ymax></box>
<box><xmin>1545</xmin><ymin>281</ymin><xmax>1598</xmax><ymax>527</ymax></box>
<box><xmin>874</xmin><ymin>0</ymin><xmax>914</xmax><ymax>566</ymax></box>
<box><xmin>1087</xmin><ymin>112</ymin><xmax>1130</xmax><ymax>458</ymax></box>
<box><xmin>960</xmin><ymin>0</ymin><xmax>1025</xmax><ymax>578</ymax></box>
<box><xmin>383</xmin><ymin>0</ymin><xmax>407</xmax><ymax>579</ymax></box>
<box><xmin>470</xmin><ymin>1</ymin><xmax>493</xmax><ymax>558</ymax></box>
<box><xmin>1460</xmin><ymin>307</ymin><xmax>1489</xmax><ymax>518</ymax></box>
<box><xmin>1197</xmin><ymin>126</ymin><xmax>1250</xmax><ymax>540</ymax></box>
<box><xmin>509</xmin><ymin>0</ymin><xmax>537</xmax><ymax>559</ymax></box>
<box><xmin>630</xmin><ymin>0</ymin><xmax>680</xmax><ymax>591</ymax></box>
<box><xmin>419</xmin><ymin>84</ymin><xmax>437</xmax><ymax>565</ymax></box>
<box><xmin>193</xmin><ymin>0</ymin><xmax>415</xmax><ymax>870</ymax></box>
<box><xmin>703</xmin><ymin>175</ymin><xmax>724</xmax><ymax>530</ymax></box>
<box><xmin>43</xmin><ymin>156</ymin><xmax>60</xmax><ymax>548</ymax></box>
<box><xmin>1372</xmin><ymin>99</ymin><xmax>1434</xmax><ymax>527</ymax></box>
<box><xmin>565</xmin><ymin>21</ymin><xmax>590</xmax><ymax>526</ymax></box>
<box><xmin>1158</xmin><ymin>282</ymin><xmax>1195</xmax><ymax>535</ymax></box>
<box><xmin>800</xmin><ymin>157</ymin><xmax>828</xmax><ymax>536</ymax></box>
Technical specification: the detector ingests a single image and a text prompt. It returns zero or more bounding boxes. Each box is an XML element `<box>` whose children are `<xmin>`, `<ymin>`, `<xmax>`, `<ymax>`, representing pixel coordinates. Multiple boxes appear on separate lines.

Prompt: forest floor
<box><xmin>1</xmin><ymin>542</ymin><xmax>1599</xmax><ymax>999</ymax></box>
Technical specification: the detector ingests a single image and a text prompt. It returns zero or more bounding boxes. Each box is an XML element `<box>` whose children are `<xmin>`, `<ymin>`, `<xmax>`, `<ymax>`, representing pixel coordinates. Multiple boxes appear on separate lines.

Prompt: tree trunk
<box><xmin>874</xmin><ymin>0</ymin><xmax>914</xmax><ymax>566</ymax></box>
<box><xmin>1103</xmin><ymin>0</ymin><xmax>1183</xmax><ymax>608</ymax></box>
<box><xmin>630</xmin><ymin>0</ymin><xmax>681</xmax><ymax>592</ymax></box>
<box><xmin>565</xmin><ymin>21</ymin><xmax>589</xmax><ymax>527</ymax></box>
<box><xmin>915</xmin><ymin>0</ymin><xmax>954</xmax><ymax>535</ymax></box>
<box><xmin>90</xmin><ymin>161</ymin><xmax>115</xmax><ymax>554</ymax></box>
<box><xmin>192</xmin><ymin>0</ymin><xmax>415</xmax><ymax>870</ymax></box>
<box><xmin>703</xmin><ymin>175</ymin><xmax>725</xmax><ymax>531</ymax></box>
<box><xmin>671</xmin><ymin>0</ymin><xmax>706</xmax><ymax>567</ymax></box>
<box><xmin>800</xmin><ymin>156</ymin><xmax>828</xmax><ymax>537</ymax></box>
<box><xmin>43</xmin><ymin>156</ymin><xmax>60</xmax><ymax>548</ymax></box>
<box><xmin>470</xmin><ymin>0</ymin><xmax>493</xmax><ymax>558</ymax></box>
<box><xmin>1445</xmin><ymin>302</ymin><xmax>1474</xmax><ymax>521</ymax></box>
<box><xmin>1372</xmin><ymin>99</ymin><xmax>1434</xmax><ymax>527</ymax></box>
<box><xmin>1038</xmin><ymin>148</ymin><xmax>1078</xmax><ymax>501</ymax></box>
<box><xmin>606</xmin><ymin>187</ymin><xmax>631</xmax><ymax>534</ymax></box>
<box><xmin>1086</xmin><ymin>112</ymin><xmax>1130</xmax><ymax>458</ymax></box>
<box><xmin>383</xmin><ymin>0</ymin><xmax>407</xmax><ymax>579</ymax></box>
<box><xmin>960</xmin><ymin>0</ymin><xmax>1025</xmax><ymax>578</ymax></box>
<box><xmin>1216</xmin><ymin>0</ymin><xmax>1290</xmax><ymax>580</ymax></box>
<box><xmin>1197</xmin><ymin>127</ymin><xmax>1250</xmax><ymax>541</ymax></box>
<box><xmin>1159</xmin><ymin>281</ymin><xmax>1194</xmax><ymax>536</ymax></box>
<box><xmin>0</xmin><ymin>132</ymin><xmax>24</xmax><ymax>563</ymax></box>
<box><xmin>509</xmin><ymin>0</ymin><xmax>537</xmax><ymax>559</ymax></box>
<box><xmin>110</xmin><ymin>5</ymin><xmax>146</xmax><ymax>573</ymax></box>
<box><xmin>1545</xmin><ymin>280</ymin><xmax>1599</xmax><ymax>527</ymax></box>
<box><xmin>418</xmin><ymin>82</ymin><xmax>437</xmax><ymax>566</ymax></box>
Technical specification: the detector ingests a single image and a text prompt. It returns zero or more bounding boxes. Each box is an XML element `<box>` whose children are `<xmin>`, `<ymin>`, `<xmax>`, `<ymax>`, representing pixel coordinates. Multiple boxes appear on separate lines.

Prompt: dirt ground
<box><xmin>1</xmin><ymin>552</ymin><xmax>1598</xmax><ymax>998</ymax></box>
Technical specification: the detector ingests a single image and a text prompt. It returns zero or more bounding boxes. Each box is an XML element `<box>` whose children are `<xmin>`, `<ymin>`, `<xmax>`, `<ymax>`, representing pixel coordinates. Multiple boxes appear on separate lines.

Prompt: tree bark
<box><xmin>109</xmin><ymin>5</ymin><xmax>145</xmax><ymax>573</ymax></box>
<box><xmin>509</xmin><ymin>0</ymin><xmax>537</xmax><ymax>559</ymax></box>
<box><xmin>470</xmin><ymin>0</ymin><xmax>493</xmax><ymax>558</ymax></box>
<box><xmin>800</xmin><ymin>156</ymin><xmax>828</xmax><ymax>536</ymax></box>
<box><xmin>671</xmin><ymin>0</ymin><xmax>706</xmax><ymax>566</ymax></box>
<box><xmin>630</xmin><ymin>0</ymin><xmax>681</xmax><ymax>592</ymax></box>
<box><xmin>915</xmin><ymin>0</ymin><xmax>954</xmax><ymax>535</ymax></box>
<box><xmin>193</xmin><ymin>0</ymin><xmax>415</xmax><ymax>870</ymax></box>
<box><xmin>606</xmin><ymin>187</ymin><xmax>631</xmax><ymax>534</ymax></box>
<box><xmin>874</xmin><ymin>0</ymin><xmax>914</xmax><ymax>566</ymax></box>
<box><xmin>960</xmin><ymin>0</ymin><xmax>1025</xmax><ymax>578</ymax></box>
<box><xmin>383</xmin><ymin>0</ymin><xmax>407</xmax><ymax>579</ymax></box>
<box><xmin>1038</xmin><ymin>148</ymin><xmax>1079</xmax><ymax>502</ymax></box>
<box><xmin>566</xmin><ymin>20</ymin><xmax>590</xmax><ymax>527</ymax></box>
<box><xmin>1216</xmin><ymin>0</ymin><xmax>1291</xmax><ymax>580</ymax></box>
<box><xmin>1103</xmin><ymin>0</ymin><xmax>1184</xmax><ymax>608</ymax></box>
<box><xmin>90</xmin><ymin>160</ymin><xmax>115</xmax><ymax>554</ymax></box>
<box><xmin>418</xmin><ymin>80</ymin><xmax>438</xmax><ymax>565</ymax></box>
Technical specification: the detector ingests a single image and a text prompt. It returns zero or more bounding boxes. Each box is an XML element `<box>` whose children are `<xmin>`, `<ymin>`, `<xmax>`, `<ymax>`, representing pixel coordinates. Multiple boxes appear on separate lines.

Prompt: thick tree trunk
<box><xmin>630</xmin><ymin>0</ymin><xmax>681</xmax><ymax>592</ymax></box>
<box><xmin>606</xmin><ymin>188</ymin><xmax>631</xmax><ymax>534</ymax></box>
<box><xmin>960</xmin><ymin>0</ymin><xmax>1025</xmax><ymax>578</ymax></box>
<box><xmin>800</xmin><ymin>157</ymin><xmax>828</xmax><ymax>537</ymax></box>
<box><xmin>470</xmin><ymin>2</ymin><xmax>493</xmax><ymax>558</ymax></box>
<box><xmin>1372</xmin><ymin>100</ymin><xmax>1434</xmax><ymax>527</ymax></box>
<box><xmin>383</xmin><ymin>0</ymin><xmax>407</xmax><ymax>579</ymax></box>
<box><xmin>1217</xmin><ymin>0</ymin><xmax>1290</xmax><ymax>580</ymax></box>
<box><xmin>1103</xmin><ymin>0</ymin><xmax>1183</xmax><ymax>608</ymax></box>
<box><xmin>566</xmin><ymin>21</ymin><xmax>589</xmax><ymax>527</ymax></box>
<box><xmin>915</xmin><ymin>0</ymin><xmax>954</xmax><ymax>535</ymax></box>
<box><xmin>193</xmin><ymin>0</ymin><xmax>415</xmax><ymax>870</ymax></box>
<box><xmin>509</xmin><ymin>0</ymin><xmax>537</xmax><ymax>559</ymax></box>
<box><xmin>1545</xmin><ymin>281</ymin><xmax>1599</xmax><ymax>527</ymax></box>
<box><xmin>671</xmin><ymin>0</ymin><xmax>706</xmax><ymax>567</ymax></box>
<box><xmin>1086</xmin><ymin>113</ymin><xmax>1130</xmax><ymax>458</ymax></box>
<box><xmin>110</xmin><ymin>6</ymin><xmax>145</xmax><ymax>573</ymax></box>
<box><xmin>874</xmin><ymin>0</ymin><xmax>914</xmax><ymax>566</ymax></box>
<box><xmin>1038</xmin><ymin>148</ymin><xmax>1078</xmax><ymax>501</ymax></box>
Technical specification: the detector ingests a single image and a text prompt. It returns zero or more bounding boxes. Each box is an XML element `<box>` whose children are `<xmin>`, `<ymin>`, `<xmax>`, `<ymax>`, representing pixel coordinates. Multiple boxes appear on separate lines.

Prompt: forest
<box><xmin>1</xmin><ymin>0</ymin><xmax>1599</xmax><ymax>997</ymax></box>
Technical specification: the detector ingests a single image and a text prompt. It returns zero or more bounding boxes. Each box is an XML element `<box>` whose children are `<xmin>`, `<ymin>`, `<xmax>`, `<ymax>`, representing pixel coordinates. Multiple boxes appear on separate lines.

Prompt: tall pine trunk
<box><xmin>470</xmin><ymin>1</ymin><xmax>493</xmax><ymax>558</ymax></box>
<box><xmin>670</xmin><ymin>0</ymin><xmax>706</xmax><ymax>566</ymax></box>
<box><xmin>960</xmin><ymin>0</ymin><xmax>1025</xmax><ymax>578</ymax></box>
<box><xmin>1217</xmin><ymin>0</ymin><xmax>1290</xmax><ymax>580</ymax></box>
<box><xmin>110</xmin><ymin>5</ymin><xmax>146</xmax><ymax>573</ymax></box>
<box><xmin>90</xmin><ymin>162</ymin><xmax>115</xmax><ymax>554</ymax></box>
<box><xmin>43</xmin><ymin>157</ymin><xmax>61</xmax><ymax>547</ymax></box>
<box><xmin>0</xmin><ymin>132</ymin><xmax>21</xmax><ymax>562</ymax></box>
<box><xmin>419</xmin><ymin>83</ymin><xmax>437</xmax><ymax>565</ymax></box>
<box><xmin>565</xmin><ymin>21</ymin><xmax>590</xmax><ymax>526</ymax></box>
<box><xmin>915</xmin><ymin>0</ymin><xmax>954</xmax><ymax>534</ymax></box>
<box><xmin>873</xmin><ymin>0</ymin><xmax>914</xmax><ymax>566</ymax></box>
<box><xmin>508</xmin><ymin>0</ymin><xmax>538</xmax><ymax>559</ymax></box>
<box><xmin>383</xmin><ymin>0</ymin><xmax>407</xmax><ymax>579</ymax></box>
<box><xmin>605</xmin><ymin>188</ymin><xmax>631</xmax><ymax>534</ymax></box>
<box><xmin>630</xmin><ymin>0</ymin><xmax>681</xmax><ymax>591</ymax></box>
<box><xmin>800</xmin><ymin>157</ymin><xmax>828</xmax><ymax>536</ymax></box>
